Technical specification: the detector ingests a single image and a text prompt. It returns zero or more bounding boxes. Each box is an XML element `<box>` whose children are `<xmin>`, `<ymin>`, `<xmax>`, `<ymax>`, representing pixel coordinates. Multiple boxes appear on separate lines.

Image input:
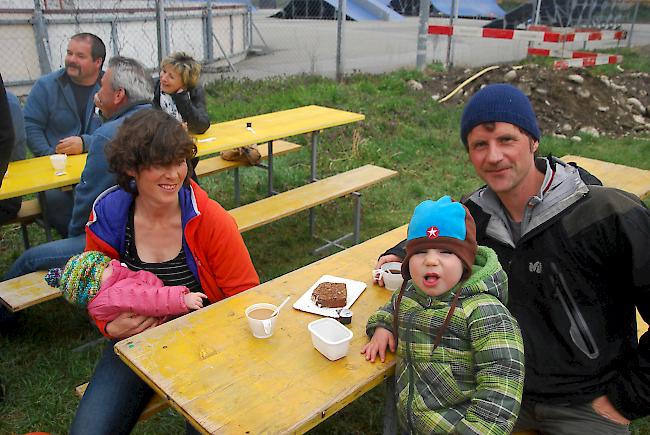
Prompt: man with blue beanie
<box><xmin>376</xmin><ymin>83</ymin><xmax>650</xmax><ymax>433</ymax></box>
<box><xmin>364</xmin><ymin>196</ymin><xmax>524</xmax><ymax>434</ymax></box>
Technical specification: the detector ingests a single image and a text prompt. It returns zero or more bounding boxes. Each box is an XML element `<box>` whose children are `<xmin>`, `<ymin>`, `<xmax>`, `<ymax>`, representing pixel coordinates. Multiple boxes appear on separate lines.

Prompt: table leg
<box><xmin>36</xmin><ymin>191</ymin><xmax>53</xmax><ymax>242</ymax></box>
<box><xmin>309</xmin><ymin>131</ymin><xmax>320</xmax><ymax>237</ymax></box>
<box><xmin>233</xmin><ymin>167</ymin><xmax>240</xmax><ymax>207</ymax></box>
<box><xmin>383</xmin><ymin>375</ymin><xmax>397</xmax><ymax>435</ymax></box>
<box><xmin>267</xmin><ymin>140</ymin><xmax>275</xmax><ymax>196</ymax></box>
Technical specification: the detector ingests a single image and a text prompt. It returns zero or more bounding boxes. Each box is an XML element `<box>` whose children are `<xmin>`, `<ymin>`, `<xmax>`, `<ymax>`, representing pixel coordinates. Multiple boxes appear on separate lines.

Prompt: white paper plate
<box><xmin>293</xmin><ymin>274</ymin><xmax>367</xmax><ymax>318</ymax></box>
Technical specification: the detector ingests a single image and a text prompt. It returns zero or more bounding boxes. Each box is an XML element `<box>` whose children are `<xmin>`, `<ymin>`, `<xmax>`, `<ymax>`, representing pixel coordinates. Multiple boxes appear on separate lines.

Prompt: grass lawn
<box><xmin>1</xmin><ymin>59</ymin><xmax>649</xmax><ymax>434</ymax></box>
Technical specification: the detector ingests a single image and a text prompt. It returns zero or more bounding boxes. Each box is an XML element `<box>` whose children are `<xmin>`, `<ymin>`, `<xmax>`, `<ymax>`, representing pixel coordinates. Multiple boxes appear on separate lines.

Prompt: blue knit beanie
<box><xmin>401</xmin><ymin>196</ymin><xmax>477</xmax><ymax>280</ymax></box>
<box><xmin>460</xmin><ymin>83</ymin><xmax>541</xmax><ymax>147</ymax></box>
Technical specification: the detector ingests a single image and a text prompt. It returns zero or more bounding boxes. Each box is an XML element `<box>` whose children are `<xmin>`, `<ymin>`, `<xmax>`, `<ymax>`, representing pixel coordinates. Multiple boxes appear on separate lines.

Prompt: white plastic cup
<box><xmin>308</xmin><ymin>317</ymin><xmax>353</xmax><ymax>361</ymax></box>
<box><xmin>50</xmin><ymin>154</ymin><xmax>67</xmax><ymax>175</ymax></box>
<box><xmin>372</xmin><ymin>261</ymin><xmax>404</xmax><ymax>291</ymax></box>
<box><xmin>245</xmin><ymin>303</ymin><xmax>278</xmax><ymax>338</ymax></box>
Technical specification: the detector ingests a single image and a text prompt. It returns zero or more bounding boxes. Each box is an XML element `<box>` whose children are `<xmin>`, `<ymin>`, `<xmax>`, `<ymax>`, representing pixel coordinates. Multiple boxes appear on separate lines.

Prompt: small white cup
<box><xmin>372</xmin><ymin>261</ymin><xmax>404</xmax><ymax>291</ymax></box>
<box><xmin>50</xmin><ymin>154</ymin><xmax>67</xmax><ymax>176</ymax></box>
<box><xmin>245</xmin><ymin>303</ymin><xmax>278</xmax><ymax>339</ymax></box>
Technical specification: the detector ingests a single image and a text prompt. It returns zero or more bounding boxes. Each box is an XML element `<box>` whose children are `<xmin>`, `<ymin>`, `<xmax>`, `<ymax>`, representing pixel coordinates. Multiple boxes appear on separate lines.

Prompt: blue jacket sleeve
<box><xmin>67</xmin><ymin>130</ymin><xmax>115</xmax><ymax>237</ymax></box>
<box><xmin>23</xmin><ymin>79</ymin><xmax>55</xmax><ymax>156</ymax></box>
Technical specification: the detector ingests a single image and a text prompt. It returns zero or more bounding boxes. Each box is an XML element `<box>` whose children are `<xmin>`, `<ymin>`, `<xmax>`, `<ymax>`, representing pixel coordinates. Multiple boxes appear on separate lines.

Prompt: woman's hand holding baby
<box><xmin>184</xmin><ymin>292</ymin><xmax>208</xmax><ymax>310</ymax></box>
<box><xmin>361</xmin><ymin>327</ymin><xmax>395</xmax><ymax>363</ymax></box>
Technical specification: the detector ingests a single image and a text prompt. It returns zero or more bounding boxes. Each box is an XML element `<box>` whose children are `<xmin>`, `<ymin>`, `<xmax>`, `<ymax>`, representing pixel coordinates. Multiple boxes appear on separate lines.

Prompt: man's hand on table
<box><xmin>373</xmin><ymin>254</ymin><xmax>402</xmax><ymax>287</ymax></box>
<box><xmin>591</xmin><ymin>395</ymin><xmax>630</xmax><ymax>426</ymax></box>
<box><xmin>106</xmin><ymin>312</ymin><xmax>159</xmax><ymax>339</ymax></box>
<box><xmin>56</xmin><ymin>136</ymin><xmax>83</xmax><ymax>155</ymax></box>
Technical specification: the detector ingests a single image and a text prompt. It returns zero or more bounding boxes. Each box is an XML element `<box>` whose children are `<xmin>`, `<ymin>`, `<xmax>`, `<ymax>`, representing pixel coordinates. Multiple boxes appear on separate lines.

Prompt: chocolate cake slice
<box><xmin>311</xmin><ymin>282</ymin><xmax>347</xmax><ymax>308</ymax></box>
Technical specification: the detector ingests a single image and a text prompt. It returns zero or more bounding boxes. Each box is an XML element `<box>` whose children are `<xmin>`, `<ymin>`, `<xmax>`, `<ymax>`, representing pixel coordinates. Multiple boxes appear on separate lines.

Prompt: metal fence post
<box><xmin>156</xmin><ymin>0</ymin><xmax>167</xmax><ymax>65</ymax></box>
<box><xmin>444</xmin><ymin>0</ymin><xmax>457</xmax><ymax>69</ymax></box>
<box><xmin>627</xmin><ymin>0</ymin><xmax>641</xmax><ymax>48</ymax></box>
<box><xmin>205</xmin><ymin>0</ymin><xmax>214</xmax><ymax>60</ymax></box>
<box><xmin>32</xmin><ymin>0</ymin><xmax>52</xmax><ymax>75</ymax></box>
<box><xmin>335</xmin><ymin>0</ymin><xmax>347</xmax><ymax>81</ymax></box>
<box><xmin>110</xmin><ymin>20</ymin><xmax>119</xmax><ymax>56</ymax></box>
<box><xmin>415</xmin><ymin>0</ymin><xmax>429</xmax><ymax>70</ymax></box>
<box><xmin>534</xmin><ymin>0</ymin><xmax>542</xmax><ymax>25</ymax></box>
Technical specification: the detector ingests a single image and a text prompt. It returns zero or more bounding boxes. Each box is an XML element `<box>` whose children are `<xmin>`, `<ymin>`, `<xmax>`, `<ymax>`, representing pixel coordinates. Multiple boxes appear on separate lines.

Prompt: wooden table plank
<box><xmin>115</xmin><ymin>225</ymin><xmax>405</xmax><ymax>434</ymax></box>
<box><xmin>561</xmin><ymin>155</ymin><xmax>650</xmax><ymax>199</ymax></box>
<box><xmin>0</xmin><ymin>106</ymin><xmax>363</xmax><ymax>201</ymax></box>
<box><xmin>194</xmin><ymin>105</ymin><xmax>365</xmax><ymax>157</ymax></box>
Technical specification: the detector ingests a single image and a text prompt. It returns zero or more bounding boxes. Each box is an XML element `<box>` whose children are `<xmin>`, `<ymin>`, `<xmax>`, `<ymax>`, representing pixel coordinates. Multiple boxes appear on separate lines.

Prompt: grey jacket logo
<box><xmin>529</xmin><ymin>261</ymin><xmax>543</xmax><ymax>274</ymax></box>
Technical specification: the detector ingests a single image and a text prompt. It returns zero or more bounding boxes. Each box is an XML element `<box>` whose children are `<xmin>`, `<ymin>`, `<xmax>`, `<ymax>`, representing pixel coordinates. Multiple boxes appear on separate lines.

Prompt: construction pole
<box><xmin>415</xmin><ymin>0</ymin><xmax>430</xmax><ymax>70</ymax></box>
<box><xmin>335</xmin><ymin>0</ymin><xmax>347</xmax><ymax>81</ymax></box>
<box><xmin>627</xmin><ymin>0</ymin><xmax>641</xmax><ymax>48</ymax></box>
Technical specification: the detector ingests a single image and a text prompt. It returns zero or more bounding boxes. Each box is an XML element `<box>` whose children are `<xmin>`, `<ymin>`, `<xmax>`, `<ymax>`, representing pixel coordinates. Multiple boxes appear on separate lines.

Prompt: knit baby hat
<box><xmin>47</xmin><ymin>251</ymin><xmax>112</xmax><ymax>307</ymax></box>
<box><xmin>460</xmin><ymin>83</ymin><xmax>541</xmax><ymax>147</ymax></box>
<box><xmin>401</xmin><ymin>196</ymin><xmax>477</xmax><ymax>281</ymax></box>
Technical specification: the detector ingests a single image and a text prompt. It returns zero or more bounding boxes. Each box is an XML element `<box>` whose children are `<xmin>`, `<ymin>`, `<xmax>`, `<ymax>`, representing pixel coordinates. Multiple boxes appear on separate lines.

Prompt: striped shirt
<box><xmin>122</xmin><ymin>205</ymin><xmax>202</xmax><ymax>293</ymax></box>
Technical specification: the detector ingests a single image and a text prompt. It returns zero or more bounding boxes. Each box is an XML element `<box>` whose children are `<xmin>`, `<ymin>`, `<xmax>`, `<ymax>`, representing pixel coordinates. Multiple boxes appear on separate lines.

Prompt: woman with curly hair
<box><xmin>70</xmin><ymin>109</ymin><xmax>259</xmax><ymax>434</ymax></box>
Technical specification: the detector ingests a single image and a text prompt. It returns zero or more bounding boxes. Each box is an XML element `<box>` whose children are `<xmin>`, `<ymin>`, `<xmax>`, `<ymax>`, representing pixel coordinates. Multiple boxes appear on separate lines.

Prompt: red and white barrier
<box><xmin>527</xmin><ymin>47</ymin><xmax>623</xmax><ymax>69</ymax></box>
<box><xmin>427</xmin><ymin>25</ymin><xmax>627</xmax><ymax>43</ymax></box>
<box><xmin>553</xmin><ymin>55</ymin><xmax>623</xmax><ymax>70</ymax></box>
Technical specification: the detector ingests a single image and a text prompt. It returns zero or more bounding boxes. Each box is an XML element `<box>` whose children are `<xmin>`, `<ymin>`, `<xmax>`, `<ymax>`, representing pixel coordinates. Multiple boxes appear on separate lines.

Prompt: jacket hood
<box><xmin>411</xmin><ymin>245</ymin><xmax>508</xmax><ymax>305</ymax></box>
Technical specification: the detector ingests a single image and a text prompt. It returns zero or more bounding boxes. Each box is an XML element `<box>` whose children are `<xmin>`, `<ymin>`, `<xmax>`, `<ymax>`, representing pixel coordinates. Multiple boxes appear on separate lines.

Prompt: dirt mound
<box><xmin>419</xmin><ymin>62</ymin><xmax>650</xmax><ymax>139</ymax></box>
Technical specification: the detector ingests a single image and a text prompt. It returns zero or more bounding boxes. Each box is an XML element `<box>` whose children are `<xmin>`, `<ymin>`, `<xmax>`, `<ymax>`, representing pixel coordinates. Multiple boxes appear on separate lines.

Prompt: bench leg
<box><xmin>311</xmin><ymin>192</ymin><xmax>362</xmax><ymax>255</ymax></box>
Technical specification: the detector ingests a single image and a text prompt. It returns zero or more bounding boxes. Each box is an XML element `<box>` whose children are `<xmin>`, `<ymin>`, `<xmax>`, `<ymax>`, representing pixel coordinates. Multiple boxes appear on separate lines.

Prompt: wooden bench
<box><xmin>0</xmin><ymin>164</ymin><xmax>396</xmax><ymax>314</ymax></box>
<box><xmin>2</xmin><ymin>141</ymin><xmax>302</xmax><ymax>251</ymax></box>
<box><xmin>561</xmin><ymin>154</ymin><xmax>650</xmax><ymax>200</ymax></box>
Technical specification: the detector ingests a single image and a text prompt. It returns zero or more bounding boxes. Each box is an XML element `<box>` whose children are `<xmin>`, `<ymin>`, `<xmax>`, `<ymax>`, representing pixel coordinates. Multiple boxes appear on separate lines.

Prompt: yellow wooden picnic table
<box><xmin>0</xmin><ymin>106</ymin><xmax>364</xmax><ymax>202</ymax></box>
<box><xmin>561</xmin><ymin>154</ymin><xmax>650</xmax><ymax>200</ymax></box>
<box><xmin>114</xmin><ymin>225</ymin><xmax>405</xmax><ymax>434</ymax></box>
<box><xmin>0</xmin><ymin>154</ymin><xmax>87</xmax><ymax>201</ymax></box>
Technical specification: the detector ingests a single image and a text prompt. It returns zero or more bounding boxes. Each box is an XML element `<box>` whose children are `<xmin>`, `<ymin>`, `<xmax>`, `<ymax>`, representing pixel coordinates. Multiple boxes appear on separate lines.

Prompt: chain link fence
<box><xmin>0</xmin><ymin>0</ymin><xmax>250</xmax><ymax>94</ymax></box>
<box><xmin>1</xmin><ymin>0</ymin><xmax>649</xmax><ymax>94</ymax></box>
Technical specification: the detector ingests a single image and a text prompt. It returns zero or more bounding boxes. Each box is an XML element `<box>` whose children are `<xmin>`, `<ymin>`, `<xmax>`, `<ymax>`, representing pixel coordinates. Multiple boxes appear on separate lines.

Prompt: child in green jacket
<box><xmin>362</xmin><ymin>196</ymin><xmax>525</xmax><ymax>434</ymax></box>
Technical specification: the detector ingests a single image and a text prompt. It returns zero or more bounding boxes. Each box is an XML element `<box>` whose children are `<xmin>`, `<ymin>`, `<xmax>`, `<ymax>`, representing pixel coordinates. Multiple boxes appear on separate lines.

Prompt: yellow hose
<box><xmin>438</xmin><ymin>65</ymin><xmax>501</xmax><ymax>103</ymax></box>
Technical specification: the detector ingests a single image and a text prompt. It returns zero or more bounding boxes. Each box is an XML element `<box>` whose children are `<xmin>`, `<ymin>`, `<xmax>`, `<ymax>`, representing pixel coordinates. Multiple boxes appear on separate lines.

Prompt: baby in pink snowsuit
<box><xmin>45</xmin><ymin>251</ymin><xmax>206</xmax><ymax>322</ymax></box>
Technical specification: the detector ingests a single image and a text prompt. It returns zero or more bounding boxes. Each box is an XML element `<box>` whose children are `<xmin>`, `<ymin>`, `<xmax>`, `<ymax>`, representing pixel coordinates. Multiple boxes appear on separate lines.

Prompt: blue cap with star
<box><xmin>401</xmin><ymin>196</ymin><xmax>478</xmax><ymax>280</ymax></box>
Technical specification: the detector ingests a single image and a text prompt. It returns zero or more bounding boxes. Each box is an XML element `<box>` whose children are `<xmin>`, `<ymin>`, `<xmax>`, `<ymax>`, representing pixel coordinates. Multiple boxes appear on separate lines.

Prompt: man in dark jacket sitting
<box><xmin>376</xmin><ymin>84</ymin><xmax>650</xmax><ymax>434</ymax></box>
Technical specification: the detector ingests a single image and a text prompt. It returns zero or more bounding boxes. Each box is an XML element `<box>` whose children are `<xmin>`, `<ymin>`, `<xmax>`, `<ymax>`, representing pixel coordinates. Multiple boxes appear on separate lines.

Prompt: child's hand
<box><xmin>184</xmin><ymin>292</ymin><xmax>207</xmax><ymax>310</ymax></box>
<box><xmin>361</xmin><ymin>327</ymin><xmax>395</xmax><ymax>363</ymax></box>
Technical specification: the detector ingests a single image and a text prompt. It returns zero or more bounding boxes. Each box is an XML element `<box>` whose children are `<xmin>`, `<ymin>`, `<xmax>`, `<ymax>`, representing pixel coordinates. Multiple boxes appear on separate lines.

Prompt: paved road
<box><xmin>215</xmin><ymin>12</ymin><xmax>650</xmax><ymax>81</ymax></box>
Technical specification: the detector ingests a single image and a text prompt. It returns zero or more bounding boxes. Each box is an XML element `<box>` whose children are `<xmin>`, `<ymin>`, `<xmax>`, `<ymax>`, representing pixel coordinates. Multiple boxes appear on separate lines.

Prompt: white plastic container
<box><xmin>308</xmin><ymin>318</ymin><xmax>353</xmax><ymax>361</ymax></box>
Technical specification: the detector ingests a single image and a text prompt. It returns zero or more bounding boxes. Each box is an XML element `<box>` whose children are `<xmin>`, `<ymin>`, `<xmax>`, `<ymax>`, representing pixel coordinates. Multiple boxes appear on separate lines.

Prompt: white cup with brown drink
<box><xmin>372</xmin><ymin>261</ymin><xmax>404</xmax><ymax>291</ymax></box>
<box><xmin>245</xmin><ymin>303</ymin><xmax>279</xmax><ymax>338</ymax></box>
